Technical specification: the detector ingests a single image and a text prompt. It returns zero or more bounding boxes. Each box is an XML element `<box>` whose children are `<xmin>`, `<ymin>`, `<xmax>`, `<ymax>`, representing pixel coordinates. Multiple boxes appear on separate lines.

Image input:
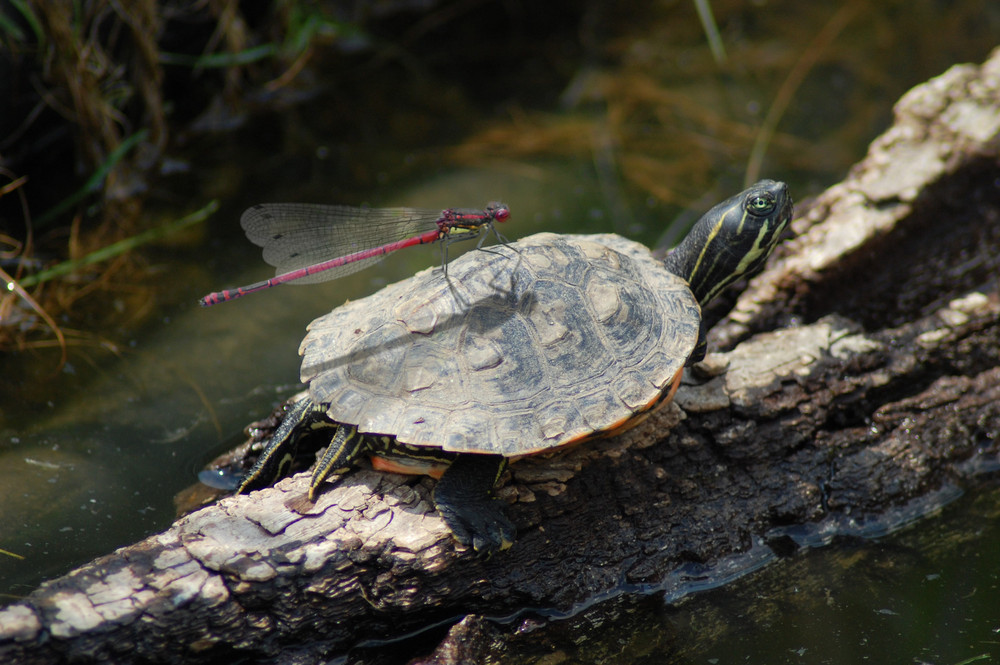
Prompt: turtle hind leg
<box><xmin>237</xmin><ymin>398</ymin><xmax>328</xmax><ymax>494</ymax></box>
<box><xmin>433</xmin><ymin>453</ymin><xmax>514</xmax><ymax>555</ymax></box>
<box><xmin>309</xmin><ymin>425</ymin><xmax>368</xmax><ymax>501</ymax></box>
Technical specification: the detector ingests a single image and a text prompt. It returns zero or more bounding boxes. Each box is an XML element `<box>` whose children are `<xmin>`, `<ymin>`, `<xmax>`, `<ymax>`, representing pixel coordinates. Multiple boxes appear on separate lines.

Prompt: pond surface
<box><xmin>2</xmin><ymin>0</ymin><xmax>999</xmax><ymax>661</ymax></box>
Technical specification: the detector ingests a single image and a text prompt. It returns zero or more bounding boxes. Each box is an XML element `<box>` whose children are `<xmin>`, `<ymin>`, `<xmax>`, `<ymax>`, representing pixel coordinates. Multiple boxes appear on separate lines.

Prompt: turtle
<box><xmin>237</xmin><ymin>180</ymin><xmax>793</xmax><ymax>554</ymax></box>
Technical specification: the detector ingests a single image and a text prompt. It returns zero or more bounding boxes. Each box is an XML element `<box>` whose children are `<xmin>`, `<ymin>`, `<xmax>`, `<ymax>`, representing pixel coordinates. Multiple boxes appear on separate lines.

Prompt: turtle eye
<box><xmin>745</xmin><ymin>193</ymin><xmax>775</xmax><ymax>215</ymax></box>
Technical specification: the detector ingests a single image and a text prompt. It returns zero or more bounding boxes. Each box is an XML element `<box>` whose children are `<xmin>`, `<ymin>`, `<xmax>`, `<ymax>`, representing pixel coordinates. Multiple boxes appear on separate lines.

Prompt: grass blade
<box><xmin>34</xmin><ymin>129</ymin><xmax>149</xmax><ymax>228</ymax></box>
<box><xmin>14</xmin><ymin>199</ymin><xmax>219</xmax><ymax>289</ymax></box>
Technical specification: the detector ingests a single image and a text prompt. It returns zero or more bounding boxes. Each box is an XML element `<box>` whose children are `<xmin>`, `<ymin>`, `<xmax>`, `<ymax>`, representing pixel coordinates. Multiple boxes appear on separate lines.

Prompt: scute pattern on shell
<box><xmin>299</xmin><ymin>232</ymin><xmax>700</xmax><ymax>456</ymax></box>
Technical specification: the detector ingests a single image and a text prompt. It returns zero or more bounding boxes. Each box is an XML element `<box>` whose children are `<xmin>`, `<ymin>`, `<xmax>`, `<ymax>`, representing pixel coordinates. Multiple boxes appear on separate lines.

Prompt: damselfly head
<box><xmin>487</xmin><ymin>202</ymin><xmax>510</xmax><ymax>223</ymax></box>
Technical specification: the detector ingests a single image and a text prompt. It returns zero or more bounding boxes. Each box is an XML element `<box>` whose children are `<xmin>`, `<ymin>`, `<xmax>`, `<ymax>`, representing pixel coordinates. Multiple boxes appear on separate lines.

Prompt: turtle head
<box><xmin>664</xmin><ymin>179</ymin><xmax>792</xmax><ymax>307</ymax></box>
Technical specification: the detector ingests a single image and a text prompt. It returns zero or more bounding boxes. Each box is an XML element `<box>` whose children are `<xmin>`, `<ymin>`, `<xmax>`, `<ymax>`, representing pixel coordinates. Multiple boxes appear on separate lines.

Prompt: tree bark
<box><xmin>3</xmin><ymin>47</ymin><xmax>1000</xmax><ymax>665</ymax></box>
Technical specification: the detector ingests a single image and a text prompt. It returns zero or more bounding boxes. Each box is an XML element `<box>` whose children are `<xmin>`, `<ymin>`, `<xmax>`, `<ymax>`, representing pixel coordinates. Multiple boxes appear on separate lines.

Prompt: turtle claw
<box><xmin>437</xmin><ymin>499</ymin><xmax>515</xmax><ymax>556</ymax></box>
<box><xmin>432</xmin><ymin>453</ymin><xmax>514</xmax><ymax>556</ymax></box>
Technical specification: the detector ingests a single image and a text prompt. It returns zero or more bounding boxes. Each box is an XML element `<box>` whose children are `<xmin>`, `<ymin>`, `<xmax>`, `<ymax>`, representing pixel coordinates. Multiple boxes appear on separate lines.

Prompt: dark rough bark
<box><xmin>3</xmin><ymin>47</ymin><xmax>1000</xmax><ymax>665</ymax></box>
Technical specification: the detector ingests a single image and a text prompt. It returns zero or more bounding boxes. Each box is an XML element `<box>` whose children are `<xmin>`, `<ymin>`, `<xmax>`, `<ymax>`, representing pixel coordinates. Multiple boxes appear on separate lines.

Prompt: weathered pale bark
<box><xmin>3</xmin><ymin>47</ymin><xmax>999</xmax><ymax>665</ymax></box>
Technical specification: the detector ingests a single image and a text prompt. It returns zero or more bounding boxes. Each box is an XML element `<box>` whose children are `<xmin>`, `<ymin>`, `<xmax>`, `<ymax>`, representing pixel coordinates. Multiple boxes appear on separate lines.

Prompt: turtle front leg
<box><xmin>309</xmin><ymin>425</ymin><xmax>368</xmax><ymax>501</ymax></box>
<box><xmin>238</xmin><ymin>397</ymin><xmax>326</xmax><ymax>494</ymax></box>
<box><xmin>433</xmin><ymin>453</ymin><xmax>514</xmax><ymax>555</ymax></box>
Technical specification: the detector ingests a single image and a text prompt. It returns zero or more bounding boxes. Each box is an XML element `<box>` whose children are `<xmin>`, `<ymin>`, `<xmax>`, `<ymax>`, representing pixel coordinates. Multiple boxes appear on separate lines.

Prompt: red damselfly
<box><xmin>199</xmin><ymin>202</ymin><xmax>510</xmax><ymax>306</ymax></box>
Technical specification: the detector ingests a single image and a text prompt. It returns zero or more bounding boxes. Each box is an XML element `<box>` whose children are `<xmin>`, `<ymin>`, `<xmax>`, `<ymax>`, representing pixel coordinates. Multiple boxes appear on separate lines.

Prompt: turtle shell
<box><xmin>299</xmin><ymin>232</ymin><xmax>700</xmax><ymax>457</ymax></box>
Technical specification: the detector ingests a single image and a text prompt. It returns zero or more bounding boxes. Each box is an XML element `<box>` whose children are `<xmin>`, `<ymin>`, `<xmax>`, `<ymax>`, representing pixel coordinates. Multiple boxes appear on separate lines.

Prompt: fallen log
<box><xmin>2</xmin><ymin>47</ymin><xmax>999</xmax><ymax>665</ymax></box>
